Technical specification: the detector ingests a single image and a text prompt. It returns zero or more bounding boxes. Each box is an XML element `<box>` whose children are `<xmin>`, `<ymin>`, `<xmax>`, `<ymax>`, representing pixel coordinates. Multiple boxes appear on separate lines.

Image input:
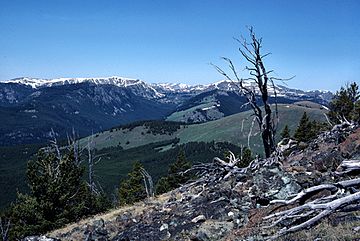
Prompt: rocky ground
<box><xmin>27</xmin><ymin>123</ymin><xmax>360</xmax><ymax>241</ymax></box>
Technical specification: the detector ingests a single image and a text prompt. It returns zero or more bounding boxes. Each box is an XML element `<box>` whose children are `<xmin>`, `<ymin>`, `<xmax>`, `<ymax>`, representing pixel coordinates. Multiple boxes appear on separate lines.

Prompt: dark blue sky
<box><xmin>0</xmin><ymin>0</ymin><xmax>359</xmax><ymax>90</ymax></box>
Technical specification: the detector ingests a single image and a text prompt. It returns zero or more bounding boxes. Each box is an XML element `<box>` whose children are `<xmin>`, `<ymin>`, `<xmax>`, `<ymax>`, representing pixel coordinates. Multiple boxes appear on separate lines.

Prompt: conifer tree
<box><xmin>118</xmin><ymin>161</ymin><xmax>147</xmax><ymax>205</ymax></box>
<box><xmin>156</xmin><ymin>150</ymin><xmax>191</xmax><ymax>194</ymax></box>
<box><xmin>155</xmin><ymin>177</ymin><xmax>171</xmax><ymax>195</ymax></box>
<box><xmin>238</xmin><ymin>147</ymin><xmax>253</xmax><ymax>168</ymax></box>
<box><xmin>8</xmin><ymin>148</ymin><xmax>110</xmax><ymax>239</ymax></box>
<box><xmin>280</xmin><ymin>125</ymin><xmax>291</xmax><ymax>140</ymax></box>
<box><xmin>294</xmin><ymin>112</ymin><xmax>328</xmax><ymax>143</ymax></box>
<box><xmin>329</xmin><ymin>82</ymin><xmax>360</xmax><ymax>123</ymax></box>
<box><xmin>294</xmin><ymin>112</ymin><xmax>312</xmax><ymax>142</ymax></box>
<box><xmin>7</xmin><ymin>148</ymin><xmax>106</xmax><ymax>239</ymax></box>
<box><xmin>167</xmin><ymin>150</ymin><xmax>191</xmax><ymax>186</ymax></box>
<box><xmin>352</xmin><ymin>100</ymin><xmax>360</xmax><ymax>123</ymax></box>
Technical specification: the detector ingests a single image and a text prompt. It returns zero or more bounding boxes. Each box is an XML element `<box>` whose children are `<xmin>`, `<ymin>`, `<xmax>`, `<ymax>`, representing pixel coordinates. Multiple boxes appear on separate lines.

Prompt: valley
<box><xmin>1</xmin><ymin>2</ymin><xmax>358</xmax><ymax>239</ymax></box>
<box><xmin>87</xmin><ymin>103</ymin><xmax>327</xmax><ymax>151</ymax></box>
<box><xmin>0</xmin><ymin>89</ymin><xmax>327</xmax><ymax>209</ymax></box>
<box><xmin>0</xmin><ymin>76</ymin><xmax>332</xmax><ymax>145</ymax></box>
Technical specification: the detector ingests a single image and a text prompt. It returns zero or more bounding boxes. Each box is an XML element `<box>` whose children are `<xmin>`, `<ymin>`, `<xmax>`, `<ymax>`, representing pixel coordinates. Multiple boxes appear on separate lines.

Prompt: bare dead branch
<box><xmin>248</xmin><ymin>116</ymin><xmax>257</xmax><ymax>148</ymax></box>
<box><xmin>140</xmin><ymin>167</ymin><xmax>155</xmax><ymax>198</ymax></box>
<box><xmin>0</xmin><ymin>217</ymin><xmax>10</xmax><ymax>241</ymax></box>
<box><xmin>213</xmin><ymin>27</ymin><xmax>287</xmax><ymax>157</ymax></box>
<box><xmin>264</xmin><ymin>177</ymin><xmax>360</xmax><ymax>238</ymax></box>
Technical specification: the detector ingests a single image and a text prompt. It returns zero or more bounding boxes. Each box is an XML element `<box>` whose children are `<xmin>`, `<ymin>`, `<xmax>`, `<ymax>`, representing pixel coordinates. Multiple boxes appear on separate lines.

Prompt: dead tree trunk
<box><xmin>0</xmin><ymin>217</ymin><xmax>10</xmax><ymax>241</ymax></box>
<box><xmin>140</xmin><ymin>167</ymin><xmax>155</xmax><ymax>198</ymax></box>
<box><xmin>213</xmin><ymin>27</ymin><xmax>285</xmax><ymax>157</ymax></box>
<box><xmin>87</xmin><ymin>135</ymin><xmax>95</xmax><ymax>194</ymax></box>
<box><xmin>86</xmin><ymin>134</ymin><xmax>105</xmax><ymax>195</ymax></box>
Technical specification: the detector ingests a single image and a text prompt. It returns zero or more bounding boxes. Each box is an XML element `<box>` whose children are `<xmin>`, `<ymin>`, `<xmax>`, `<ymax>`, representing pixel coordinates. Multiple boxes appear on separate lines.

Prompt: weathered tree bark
<box><xmin>140</xmin><ymin>167</ymin><xmax>155</xmax><ymax>198</ymax></box>
<box><xmin>87</xmin><ymin>137</ymin><xmax>95</xmax><ymax>194</ymax></box>
<box><xmin>336</xmin><ymin>159</ymin><xmax>360</xmax><ymax>175</ymax></box>
<box><xmin>86</xmin><ymin>135</ymin><xmax>105</xmax><ymax>195</ymax></box>
<box><xmin>264</xmin><ymin>177</ymin><xmax>360</xmax><ymax>238</ymax></box>
<box><xmin>0</xmin><ymin>217</ymin><xmax>10</xmax><ymax>241</ymax></box>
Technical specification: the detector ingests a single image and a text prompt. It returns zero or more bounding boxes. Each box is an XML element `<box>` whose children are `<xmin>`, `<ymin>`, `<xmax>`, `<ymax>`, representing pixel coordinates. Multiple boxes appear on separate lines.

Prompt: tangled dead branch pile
<box><xmin>29</xmin><ymin>122</ymin><xmax>359</xmax><ymax>240</ymax></box>
<box><xmin>262</xmin><ymin>122</ymin><xmax>360</xmax><ymax>239</ymax></box>
<box><xmin>264</xmin><ymin>175</ymin><xmax>360</xmax><ymax>238</ymax></box>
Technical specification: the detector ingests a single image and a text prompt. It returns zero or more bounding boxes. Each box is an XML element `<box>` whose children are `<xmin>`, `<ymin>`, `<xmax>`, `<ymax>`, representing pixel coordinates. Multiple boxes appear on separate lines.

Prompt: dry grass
<box><xmin>226</xmin><ymin>209</ymin><xmax>360</xmax><ymax>241</ymax></box>
<box><xmin>47</xmin><ymin>192</ymin><xmax>172</xmax><ymax>240</ymax></box>
<box><xmin>229</xmin><ymin>206</ymin><xmax>272</xmax><ymax>238</ymax></box>
<box><xmin>280</xmin><ymin>220</ymin><xmax>360</xmax><ymax>241</ymax></box>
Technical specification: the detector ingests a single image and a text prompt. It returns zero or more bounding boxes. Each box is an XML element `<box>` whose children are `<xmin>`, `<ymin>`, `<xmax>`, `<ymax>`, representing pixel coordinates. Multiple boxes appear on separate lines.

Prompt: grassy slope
<box><xmin>77</xmin><ymin>103</ymin><xmax>327</xmax><ymax>199</ymax></box>
<box><xmin>0</xmin><ymin>103</ymin><xmax>327</xmax><ymax>210</ymax></box>
<box><xmin>166</xmin><ymin>102</ymin><xmax>217</xmax><ymax>122</ymax></box>
<box><xmin>81</xmin><ymin>126</ymin><xmax>175</xmax><ymax>150</ymax></box>
<box><xmin>86</xmin><ymin>104</ymin><xmax>327</xmax><ymax>154</ymax></box>
<box><xmin>178</xmin><ymin>104</ymin><xmax>327</xmax><ymax>152</ymax></box>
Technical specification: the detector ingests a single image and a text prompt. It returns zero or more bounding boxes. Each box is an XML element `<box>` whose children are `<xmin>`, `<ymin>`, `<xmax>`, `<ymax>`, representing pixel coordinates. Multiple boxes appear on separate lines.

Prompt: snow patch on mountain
<box><xmin>5</xmin><ymin>76</ymin><xmax>164</xmax><ymax>99</ymax></box>
<box><xmin>5</xmin><ymin>76</ymin><xmax>144</xmax><ymax>88</ymax></box>
<box><xmin>2</xmin><ymin>77</ymin><xmax>334</xmax><ymax>102</ymax></box>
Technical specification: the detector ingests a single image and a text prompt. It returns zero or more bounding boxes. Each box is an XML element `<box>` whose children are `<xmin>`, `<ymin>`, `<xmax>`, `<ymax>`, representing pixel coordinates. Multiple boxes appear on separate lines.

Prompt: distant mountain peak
<box><xmin>5</xmin><ymin>76</ymin><xmax>144</xmax><ymax>88</ymax></box>
<box><xmin>2</xmin><ymin>76</ymin><xmax>334</xmax><ymax>103</ymax></box>
<box><xmin>4</xmin><ymin>76</ymin><xmax>165</xmax><ymax>99</ymax></box>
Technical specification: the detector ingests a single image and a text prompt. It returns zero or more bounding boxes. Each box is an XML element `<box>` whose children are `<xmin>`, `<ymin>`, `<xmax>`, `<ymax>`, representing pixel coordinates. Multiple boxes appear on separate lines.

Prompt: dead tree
<box><xmin>264</xmin><ymin>177</ymin><xmax>360</xmax><ymax>239</ymax></box>
<box><xmin>213</xmin><ymin>27</ymin><xmax>291</xmax><ymax>157</ymax></box>
<box><xmin>86</xmin><ymin>134</ymin><xmax>105</xmax><ymax>195</ymax></box>
<box><xmin>0</xmin><ymin>217</ymin><xmax>10</xmax><ymax>241</ymax></box>
<box><xmin>67</xmin><ymin>128</ymin><xmax>82</xmax><ymax>166</ymax></box>
<box><xmin>50</xmin><ymin>129</ymin><xmax>104</xmax><ymax>195</ymax></box>
<box><xmin>140</xmin><ymin>167</ymin><xmax>155</xmax><ymax>198</ymax></box>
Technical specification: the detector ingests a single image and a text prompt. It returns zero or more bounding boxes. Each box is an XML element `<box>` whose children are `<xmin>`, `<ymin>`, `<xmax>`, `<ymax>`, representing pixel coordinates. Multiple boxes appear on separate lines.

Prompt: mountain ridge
<box><xmin>2</xmin><ymin>76</ymin><xmax>333</xmax><ymax>101</ymax></box>
<box><xmin>0</xmin><ymin>76</ymin><xmax>333</xmax><ymax>145</ymax></box>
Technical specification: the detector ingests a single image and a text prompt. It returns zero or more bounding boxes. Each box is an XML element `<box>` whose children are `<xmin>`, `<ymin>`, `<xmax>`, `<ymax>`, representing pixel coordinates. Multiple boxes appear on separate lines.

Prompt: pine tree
<box><xmin>8</xmin><ymin>149</ymin><xmax>98</xmax><ymax>239</ymax></box>
<box><xmin>329</xmin><ymin>82</ymin><xmax>360</xmax><ymax>123</ymax></box>
<box><xmin>9</xmin><ymin>193</ymin><xmax>45</xmax><ymax>238</ymax></box>
<box><xmin>352</xmin><ymin>100</ymin><xmax>360</xmax><ymax>123</ymax></box>
<box><xmin>294</xmin><ymin>112</ymin><xmax>312</xmax><ymax>142</ymax></box>
<box><xmin>118</xmin><ymin>161</ymin><xmax>147</xmax><ymax>206</ymax></box>
<box><xmin>8</xmin><ymin>148</ymin><xmax>110</xmax><ymax>239</ymax></box>
<box><xmin>167</xmin><ymin>150</ymin><xmax>191</xmax><ymax>186</ymax></box>
<box><xmin>155</xmin><ymin>150</ymin><xmax>191</xmax><ymax>194</ymax></box>
<box><xmin>280</xmin><ymin>125</ymin><xmax>291</xmax><ymax>140</ymax></box>
<box><xmin>238</xmin><ymin>147</ymin><xmax>253</xmax><ymax>168</ymax></box>
<box><xmin>294</xmin><ymin>112</ymin><xmax>328</xmax><ymax>143</ymax></box>
<box><xmin>155</xmin><ymin>176</ymin><xmax>171</xmax><ymax>195</ymax></box>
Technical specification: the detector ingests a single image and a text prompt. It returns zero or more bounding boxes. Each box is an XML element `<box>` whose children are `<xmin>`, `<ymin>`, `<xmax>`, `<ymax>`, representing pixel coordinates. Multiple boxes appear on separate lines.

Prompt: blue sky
<box><xmin>0</xmin><ymin>0</ymin><xmax>359</xmax><ymax>91</ymax></box>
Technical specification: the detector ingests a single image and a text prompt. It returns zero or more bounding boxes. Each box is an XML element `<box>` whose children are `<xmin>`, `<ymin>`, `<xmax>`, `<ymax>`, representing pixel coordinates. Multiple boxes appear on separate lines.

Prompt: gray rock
<box><xmin>194</xmin><ymin>220</ymin><xmax>234</xmax><ymax>241</ymax></box>
<box><xmin>159</xmin><ymin>223</ymin><xmax>168</xmax><ymax>231</ymax></box>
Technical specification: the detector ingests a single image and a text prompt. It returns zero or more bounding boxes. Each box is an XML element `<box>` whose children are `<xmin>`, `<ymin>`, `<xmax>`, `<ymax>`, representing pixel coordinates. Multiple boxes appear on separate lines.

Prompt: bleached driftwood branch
<box><xmin>183</xmin><ymin>150</ymin><xmax>277</xmax><ymax>189</ymax></box>
<box><xmin>264</xmin><ymin>178</ymin><xmax>360</xmax><ymax>238</ymax></box>
<box><xmin>336</xmin><ymin>159</ymin><xmax>360</xmax><ymax>175</ymax></box>
<box><xmin>0</xmin><ymin>216</ymin><xmax>10</xmax><ymax>241</ymax></box>
<box><xmin>140</xmin><ymin>167</ymin><xmax>154</xmax><ymax>198</ymax></box>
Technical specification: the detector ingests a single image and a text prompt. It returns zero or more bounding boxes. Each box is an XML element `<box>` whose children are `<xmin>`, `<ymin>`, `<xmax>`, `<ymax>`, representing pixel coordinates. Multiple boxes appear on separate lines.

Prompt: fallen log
<box><xmin>336</xmin><ymin>159</ymin><xmax>360</xmax><ymax>175</ymax></box>
<box><xmin>264</xmin><ymin>178</ymin><xmax>360</xmax><ymax>238</ymax></box>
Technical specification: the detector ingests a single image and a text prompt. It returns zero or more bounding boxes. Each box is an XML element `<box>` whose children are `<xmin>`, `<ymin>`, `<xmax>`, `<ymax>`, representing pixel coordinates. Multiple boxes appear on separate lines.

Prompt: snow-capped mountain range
<box><xmin>0</xmin><ymin>76</ymin><xmax>334</xmax><ymax>145</ymax></box>
<box><xmin>6</xmin><ymin>76</ymin><xmax>146</xmax><ymax>89</ymax></box>
<box><xmin>3</xmin><ymin>76</ymin><xmax>333</xmax><ymax>102</ymax></box>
